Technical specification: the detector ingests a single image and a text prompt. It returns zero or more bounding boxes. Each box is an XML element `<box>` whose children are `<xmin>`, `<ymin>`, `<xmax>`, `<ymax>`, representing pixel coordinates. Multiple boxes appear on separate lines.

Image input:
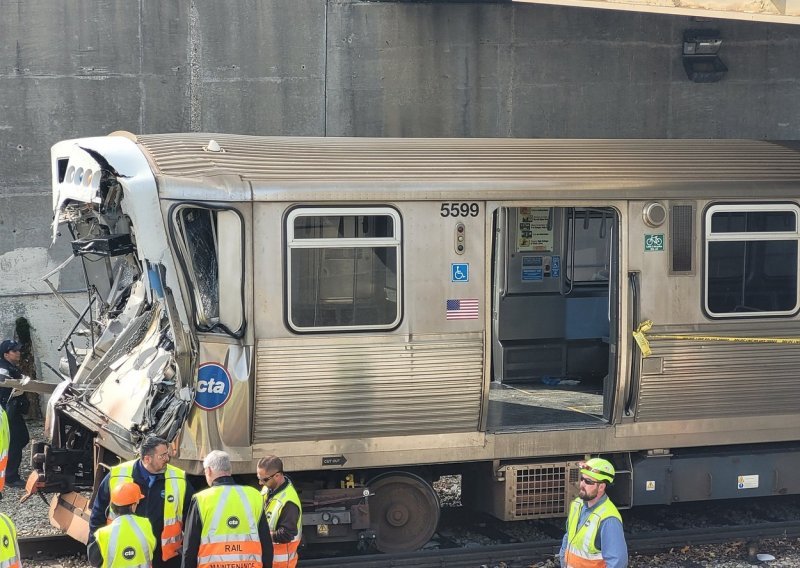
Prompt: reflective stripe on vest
<box><xmin>0</xmin><ymin>513</ymin><xmax>20</xmax><ymax>568</ymax></box>
<box><xmin>96</xmin><ymin>515</ymin><xmax>156</xmax><ymax>568</ymax></box>
<box><xmin>563</xmin><ymin>497</ymin><xmax>622</xmax><ymax>568</ymax></box>
<box><xmin>0</xmin><ymin>409</ymin><xmax>10</xmax><ymax>492</ymax></box>
<box><xmin>195</xmin><ymin>484</ymin><xmax>264</xmax><ymax>568</ymax></box>
<box><xmin>262</xmin><ymin>481</ymin><xmax>302</xmax><ymax>568</ymax></box>
<box><xmin>161</xmin><ymin>465</ymin><xmax>187</xmax><ymax>560</ymax></box>
<box><xmin>107</xmin><ymin>461</ymin><xmax>136</xmax><ymax>521</ymax></box>
<box><xmin>108</xmin><ymin>461</ymin><xmax>188</xmax><ymax>561</ymax></box>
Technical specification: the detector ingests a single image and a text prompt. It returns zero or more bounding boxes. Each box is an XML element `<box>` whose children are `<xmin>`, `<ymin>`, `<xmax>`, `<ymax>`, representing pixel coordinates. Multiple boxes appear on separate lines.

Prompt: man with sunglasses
<box><xmin>89</xmin><ymin>435</ymin><xmax>194</xmax><ymax>568</ymax></box>
<box><xmin>257</xmin><ymin>455</ymin><xmax>302</xmax><ymax>568</ymax></box>
<box><xmin>560</xmin><ymin>458</ymin><xmax>627</xmax><ymax>568</ymax></box>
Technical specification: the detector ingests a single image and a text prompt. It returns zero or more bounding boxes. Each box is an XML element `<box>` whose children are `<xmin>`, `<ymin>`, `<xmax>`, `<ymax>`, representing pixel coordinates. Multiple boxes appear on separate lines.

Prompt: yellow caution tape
<box><xmin>632</xmin><ymin>319</ymin><xmax>800</xmax><ymax>358</ymax></box>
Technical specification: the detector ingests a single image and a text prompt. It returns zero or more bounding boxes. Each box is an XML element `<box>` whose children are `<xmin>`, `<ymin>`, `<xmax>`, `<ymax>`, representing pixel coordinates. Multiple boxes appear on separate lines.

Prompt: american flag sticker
<box><xmin>446</xmin><ymin>298</ymin><xmax>479</xmax><ymax>320</ymax></box>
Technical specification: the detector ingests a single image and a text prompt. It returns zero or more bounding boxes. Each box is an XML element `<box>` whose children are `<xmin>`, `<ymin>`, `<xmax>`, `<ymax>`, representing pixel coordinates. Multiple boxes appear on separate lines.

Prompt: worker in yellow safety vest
<box><xmin>89</xmin><ymin>435</ymin><xmax>193</xmax><ymax>568</ymax></box>
<box><xmin>560</xmin><ymin>458</ymin><xmax>628</xmax><ymax>568</ymax></box>
<box><xmin>0</xmin><ymin>512</ymin><xmax>21</xmax><ymax>568</ymax></box>
<box><xmin>0</xmin><ymin>405</ymin><xmax>9</xmax><ymax>492</ymax></box>
<box><xmin>257</xmin><ymin>455</ymin><xmax>302</xmax><ymax>568</ymax></box>
<box><xmin>182</xmin><ymin>450</ymin><xmax>272</xmax><ymax>568</ymax></box>
<box><xmin>89</xmin><ymin>481</ymin><xmax>156</xmax><ymax>567</ymax></box>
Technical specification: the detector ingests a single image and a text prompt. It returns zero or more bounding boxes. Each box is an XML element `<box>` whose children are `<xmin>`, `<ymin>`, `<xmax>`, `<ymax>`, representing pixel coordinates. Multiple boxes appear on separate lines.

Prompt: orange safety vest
<box><xmin>108</xmin><ymin>461</ymin><xmax>188</xmax><ymax>561</ymax></box>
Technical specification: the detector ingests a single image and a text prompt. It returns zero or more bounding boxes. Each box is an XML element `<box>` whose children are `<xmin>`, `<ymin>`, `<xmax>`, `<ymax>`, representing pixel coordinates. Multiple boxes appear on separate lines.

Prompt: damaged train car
<box><xmin>29</xmin><ymin>132</ymin><xmax>800</xmax><ymax>553</ymax></box>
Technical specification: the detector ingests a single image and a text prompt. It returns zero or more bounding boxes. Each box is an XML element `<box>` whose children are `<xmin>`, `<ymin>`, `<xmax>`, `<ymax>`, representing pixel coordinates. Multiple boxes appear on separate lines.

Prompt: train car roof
<box><xmin>125</xmin><ymin>132</ymin><xmax>800</xmax><ymax>201</ymax></box>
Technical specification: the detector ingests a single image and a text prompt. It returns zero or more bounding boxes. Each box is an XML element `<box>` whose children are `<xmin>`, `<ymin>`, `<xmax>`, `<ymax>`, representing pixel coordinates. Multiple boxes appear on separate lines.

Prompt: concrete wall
<box><xmin>1</xmin><ymin>0</ymin><xmax>800</xmax><ymax>380</ymax></box>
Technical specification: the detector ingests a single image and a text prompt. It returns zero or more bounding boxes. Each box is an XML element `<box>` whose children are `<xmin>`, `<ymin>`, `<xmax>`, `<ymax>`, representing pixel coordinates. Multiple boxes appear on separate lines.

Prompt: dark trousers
<box><xmin>6</xmin><ymin>407</ymin><xmax>29</xmax><ymax>482</ymax></box>
<box><xmin>154</xmin><ymin>554</ymin><xmax>182</xmax><ymax>568</ymax></box>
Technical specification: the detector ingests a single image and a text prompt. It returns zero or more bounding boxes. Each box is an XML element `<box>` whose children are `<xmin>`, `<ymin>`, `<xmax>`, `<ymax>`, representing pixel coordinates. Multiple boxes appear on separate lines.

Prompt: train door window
<box><xmin>705</xmin><ymin>204</ymin><xmax>800</xmax><ymax>317</ymax></box>
<box><xmin>565</xmin><ymin>208</ymin><xmax>612</xmax><ymax>287</ymax></box>
<box><xmin>172</xmin><ymin>205</ymin><xmax>245</xmax><ymax>336</ymax></box>
<box><xmin>286</xmin><ymin>207</ymin><xmax>401</xmax><ymax>332</ymax></box>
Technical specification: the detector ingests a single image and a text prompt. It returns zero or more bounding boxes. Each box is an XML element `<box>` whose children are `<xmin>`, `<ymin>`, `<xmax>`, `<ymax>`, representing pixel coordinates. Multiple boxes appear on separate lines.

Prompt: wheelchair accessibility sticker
<box><xmin>451</xmin><ymin>263</ymin><xmax>469</xmax><ymax>282</ymax></box>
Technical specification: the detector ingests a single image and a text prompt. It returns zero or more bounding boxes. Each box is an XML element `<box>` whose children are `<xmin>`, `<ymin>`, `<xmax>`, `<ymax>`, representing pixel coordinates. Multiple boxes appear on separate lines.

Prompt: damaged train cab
<box><xmin>31</xmin><ymin>135</ymin><xmax>204</xmax><ymax>541</ymax></box>
<box><xmin>27</xmin><ymin>133</ymin><xmax>800</xmax><ymax>553</ymax></box>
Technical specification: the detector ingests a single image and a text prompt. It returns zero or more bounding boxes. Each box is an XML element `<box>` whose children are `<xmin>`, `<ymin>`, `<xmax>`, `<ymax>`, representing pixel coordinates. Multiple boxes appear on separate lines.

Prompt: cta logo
<box><xmin>122</xmin><ymin>546</ymin><xmax>137</xmax><ymax>560</ymax></box>
<box><xmin>227</xmin><ymin>516</ymin><xmax>241</xmax><ymax>528</ymax></box>
<box><xmin>195</xmin><ymin>363</ymin><xmax>232</xmax><ymax>411</ymax></box>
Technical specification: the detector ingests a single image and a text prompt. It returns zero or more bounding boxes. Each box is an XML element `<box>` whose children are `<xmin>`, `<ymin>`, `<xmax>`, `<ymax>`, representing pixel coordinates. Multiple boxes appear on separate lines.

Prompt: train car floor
<box><xmin>486</xmin><ymin>380</ymin><xmax>605</xmax><ymax>432</ymax></box>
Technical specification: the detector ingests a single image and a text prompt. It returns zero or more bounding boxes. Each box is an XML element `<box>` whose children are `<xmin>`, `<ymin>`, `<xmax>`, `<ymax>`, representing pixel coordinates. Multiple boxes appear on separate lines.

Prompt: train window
<box><xmin>565</xmin><ymin>208</ymin><xmax>613</xmax><ymax>285</ymax></box>
<box><xmin>705</xmin><ymin>204</ymin><xmax>800</xmax><ymax>318</ymax></box>
<box><xmin>172</xmin><ymin>205</ymin><xmax>245</xmax><ymax>336</ymax></box>
<box><xmin>286</xmin><ymin>207</ymin><xmax>402</xmax><ymax>331</ymax></box>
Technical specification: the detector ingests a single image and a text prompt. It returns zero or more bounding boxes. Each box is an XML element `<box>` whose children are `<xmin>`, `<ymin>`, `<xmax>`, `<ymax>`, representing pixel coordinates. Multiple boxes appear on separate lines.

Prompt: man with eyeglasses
<box><xmin>560</xmin><ymin>457</ymin><xmax>627</xmax><ymax>568</ymax></box>
<box><xmin>89</xmin><ymin>435</ymin><xmax>194</xmax><ymax>568</ymax></box>
<box><xmin>257</xmin><ymin>455</ymin><xmax>302</xmax><ymax>568</ymax></box>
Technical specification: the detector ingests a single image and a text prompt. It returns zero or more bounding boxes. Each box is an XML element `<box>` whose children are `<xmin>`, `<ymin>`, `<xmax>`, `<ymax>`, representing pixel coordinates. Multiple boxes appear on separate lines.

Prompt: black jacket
<box><xmin>265</xmin><ymin>478</ymin><xmax>301</xmax><ymax>544</ymax></box>
<box><xmin>181</xmin><ymin>476</ymin><xmax>272</xmax><ymax>568</ymax></box>
<box><xmin>0</xmin><ymin>357</ymin><xmax>29</xmax><ymax>464</ymax></box>
<box><xmin>89</xmin><ymin>460</ymin><xmax>194</xmax><ymax>568</ymax></box>
<box><xmin>0</xmin><ymin>358</ymin><xmax>22</xmax><ymax>409</ymax></box>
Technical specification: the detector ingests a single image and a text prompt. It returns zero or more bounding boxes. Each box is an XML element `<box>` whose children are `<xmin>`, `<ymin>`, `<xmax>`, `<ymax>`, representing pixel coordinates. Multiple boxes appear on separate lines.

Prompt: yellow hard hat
<box><xmin>581</xmin><ymin>458</ymin><xmax>615</xmax><ymax>484</ymax></box>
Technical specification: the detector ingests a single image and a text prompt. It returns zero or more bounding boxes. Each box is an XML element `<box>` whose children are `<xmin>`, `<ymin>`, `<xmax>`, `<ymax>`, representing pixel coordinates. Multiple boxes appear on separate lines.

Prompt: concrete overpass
<box><xmin>514</xmin><ymin>0</ymin><xmax>800</xmax><ymax>24</ymax></box>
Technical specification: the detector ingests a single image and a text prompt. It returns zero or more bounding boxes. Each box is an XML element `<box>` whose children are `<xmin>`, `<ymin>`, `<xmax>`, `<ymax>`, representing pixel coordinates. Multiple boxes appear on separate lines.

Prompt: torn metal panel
<box><xmin>46</xmin><ymin>135</ymin><xmax>194</xmax><ymax>462</ymax></box>
<box><xmin>0</xmin><ymin>374</ymin><xmax>57</xmax><ymax>396</ymax></box>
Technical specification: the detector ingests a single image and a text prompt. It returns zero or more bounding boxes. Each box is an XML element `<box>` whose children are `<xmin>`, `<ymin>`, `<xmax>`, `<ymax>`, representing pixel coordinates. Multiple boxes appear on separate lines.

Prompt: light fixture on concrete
<box><xmin>682</xmin><ymin>29</ymin><xmax>728</xmax><ymax>83</ymax></box>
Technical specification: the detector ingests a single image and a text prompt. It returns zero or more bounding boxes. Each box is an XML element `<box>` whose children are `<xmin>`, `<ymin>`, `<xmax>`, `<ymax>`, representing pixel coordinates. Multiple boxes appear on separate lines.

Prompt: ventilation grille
<box><xmin>512</xmin><ymin>465</ymin><xmax>568</xmax><ymax>519</ymax></box>
<box><xmin>671</xmin><ymin>204</ymin><xmax>694</xmax><ymax>273</ymax></box>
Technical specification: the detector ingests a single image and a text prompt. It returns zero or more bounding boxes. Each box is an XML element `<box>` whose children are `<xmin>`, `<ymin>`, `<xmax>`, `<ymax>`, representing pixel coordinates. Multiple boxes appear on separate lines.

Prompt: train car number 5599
<box><xmin>440</xmin><ymin>202</ymin><xmax>479</xmax><ymax>217</ymax></box>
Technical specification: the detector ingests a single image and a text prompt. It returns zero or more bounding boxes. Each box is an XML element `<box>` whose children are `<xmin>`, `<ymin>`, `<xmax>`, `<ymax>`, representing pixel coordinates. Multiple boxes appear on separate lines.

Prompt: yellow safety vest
<box><xmin>0</xmin><ymin>409</ymin><xmax>9</xmax><ymax>492</ymax></box>
<box><xmin>108</xmin><ymin>460</ymin><xmax>188</xmax><ymax>561</ymax></box>
<box><xmin>195</xmin><ymin>484</ymin><xmax>264</xmax><ymax>568</ymax></box>
<box><xmin>95</xmin><ymin>514</ymin><xmax>155</xmax><ymax>568</ymax></box>
<box><xmin>262</xmin><ymin>481</ymin><xmax>302</xmax><ymax>568</ymax></box>
<box><xmin>0</xmin><ymin>513</ymin><xmax>20</xmax><ymax>568</ymax></box>
<box><xmin>564</xmin><ymin>496</ymin><xmax>622</xmax><ymax>568</ymax></box>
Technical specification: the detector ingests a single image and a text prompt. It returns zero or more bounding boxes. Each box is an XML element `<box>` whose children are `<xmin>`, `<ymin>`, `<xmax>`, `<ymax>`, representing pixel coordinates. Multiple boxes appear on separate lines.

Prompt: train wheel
<box><xmin>368</xmin><ymin>471</ymin><xmax>441</xmax><ymax>553</ymax></box>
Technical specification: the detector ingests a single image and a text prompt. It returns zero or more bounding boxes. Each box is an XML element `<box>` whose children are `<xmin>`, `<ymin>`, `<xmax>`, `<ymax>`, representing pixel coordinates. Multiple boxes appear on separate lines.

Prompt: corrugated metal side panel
<box><xmin>132</xmin><ymin>134</ymin><xmax>800</xmax><ymax>183</ymax></box>
<box><xmin>637</xmin><ymin>338</ymin><xmax>800</xmax><ymax>421</ymax></box>
<box><xmin>253</xmin><ymin>333</ymin><xmax>484</xmax><ymax>442</ymax></box>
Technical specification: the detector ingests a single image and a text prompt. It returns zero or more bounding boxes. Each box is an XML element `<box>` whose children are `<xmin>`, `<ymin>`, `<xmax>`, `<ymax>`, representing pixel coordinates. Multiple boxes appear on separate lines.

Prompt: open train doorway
<box><xmin>488</xmin><ymin>206</ymin><xmax>619</xmax><ymax>431</ymax></box>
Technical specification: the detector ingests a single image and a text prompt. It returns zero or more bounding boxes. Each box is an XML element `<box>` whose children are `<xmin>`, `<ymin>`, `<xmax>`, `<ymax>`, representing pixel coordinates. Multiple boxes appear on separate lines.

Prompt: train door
<box><xmin>488</xmin><ymin>206</ymin><xmax>619</xmax><ymax>431</ymax></box>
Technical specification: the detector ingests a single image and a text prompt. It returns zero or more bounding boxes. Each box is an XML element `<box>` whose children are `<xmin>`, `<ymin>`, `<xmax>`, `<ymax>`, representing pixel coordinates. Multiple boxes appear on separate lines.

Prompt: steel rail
<box><xmin>299</xmin><ymin>519</ymin><xmax>800</xmax><ymax>568</ymax></box>
<box><xmin>16</xmin><ymin>518</ymin><xmax>800</xmax><ymax>564</ymax></box>
<box><xmin>18</xmin><ymin>534</ymin><xmax>87</xmax><ymax>559</ymax></box>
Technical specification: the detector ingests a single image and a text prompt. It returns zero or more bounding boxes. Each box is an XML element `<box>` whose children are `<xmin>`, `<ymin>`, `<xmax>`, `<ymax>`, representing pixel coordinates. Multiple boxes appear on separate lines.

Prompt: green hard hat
<box><xmin>581</xmin><ymin>458</ymin><xmax>615</xmax><ymax>484</ymax></box>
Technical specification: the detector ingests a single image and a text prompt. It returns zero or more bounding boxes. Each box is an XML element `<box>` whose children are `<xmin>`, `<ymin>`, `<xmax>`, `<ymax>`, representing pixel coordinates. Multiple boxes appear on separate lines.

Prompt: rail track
<box><xmin>300</xmin><ymin>519</ymin><xmax>800</xmax><ymax>567</ymax></box>
<box><xmin>18</xmin><ymin>534</ymin><xmax>86</xmax><ymax>559</ymax></box>
<box><xmin>16</xmin><ymin>500</ymin><xmax>800</xmax><ymax>565</ymax></box>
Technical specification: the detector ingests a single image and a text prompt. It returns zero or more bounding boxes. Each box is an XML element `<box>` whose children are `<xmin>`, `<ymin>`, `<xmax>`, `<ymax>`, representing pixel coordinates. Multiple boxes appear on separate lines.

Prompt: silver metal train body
<box><xmin>35</xmin><ymin>133</ymin><xmax>800</xmax><ymax>551</ymax></box>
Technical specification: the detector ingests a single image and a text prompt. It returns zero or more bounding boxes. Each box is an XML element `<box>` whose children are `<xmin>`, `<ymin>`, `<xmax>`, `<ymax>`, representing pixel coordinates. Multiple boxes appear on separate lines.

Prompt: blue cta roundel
<box><xmin>195</xmin><ymin>363</ymin><xmax>232</xmax><ymax>411</ymax></box>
